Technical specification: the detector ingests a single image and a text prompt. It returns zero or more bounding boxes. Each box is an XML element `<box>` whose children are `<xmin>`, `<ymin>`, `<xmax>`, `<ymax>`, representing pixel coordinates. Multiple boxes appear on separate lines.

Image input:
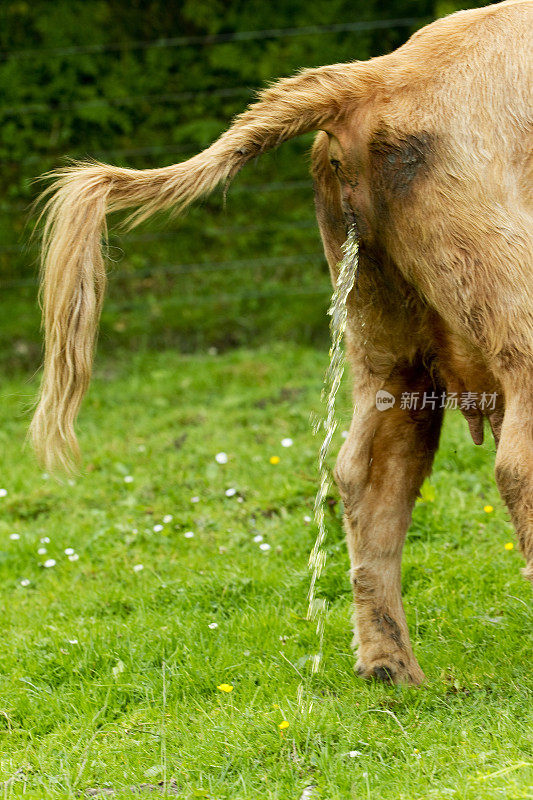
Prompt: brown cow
<box><xmin>30</xmin><ymin>0</ymin><xmax>532</xmax><ymax>683</ymax></box>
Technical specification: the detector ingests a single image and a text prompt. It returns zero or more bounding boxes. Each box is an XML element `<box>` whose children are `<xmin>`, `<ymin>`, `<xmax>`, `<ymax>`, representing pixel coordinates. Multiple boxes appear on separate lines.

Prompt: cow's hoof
<box><xmin>355</xmin><ymin>657</ymin><xmax>425</xmax><ymax>686</ymax></box>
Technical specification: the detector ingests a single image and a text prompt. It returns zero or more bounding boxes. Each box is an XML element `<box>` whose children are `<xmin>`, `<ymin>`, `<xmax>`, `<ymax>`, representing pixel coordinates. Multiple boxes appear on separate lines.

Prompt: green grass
<box><xmin>0</xmin><ymin>343</ymin><xmax>531</xmax><ymax>798</ymax></box>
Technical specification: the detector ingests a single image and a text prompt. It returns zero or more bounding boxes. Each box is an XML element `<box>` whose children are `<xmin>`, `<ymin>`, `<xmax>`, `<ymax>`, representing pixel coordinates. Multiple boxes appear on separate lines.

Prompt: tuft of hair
<box><xmin>29</xmin><ymin>62</ymin><xmax>372</xmax><ymax>472</ymax></box>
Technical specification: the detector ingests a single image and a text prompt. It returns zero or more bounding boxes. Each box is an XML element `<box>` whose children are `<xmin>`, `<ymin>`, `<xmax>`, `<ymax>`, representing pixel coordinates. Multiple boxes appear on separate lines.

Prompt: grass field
<box><xmin>0</xmin><ymin>343</ymin><xmax>531</xmax><ymax>798</ymax></box>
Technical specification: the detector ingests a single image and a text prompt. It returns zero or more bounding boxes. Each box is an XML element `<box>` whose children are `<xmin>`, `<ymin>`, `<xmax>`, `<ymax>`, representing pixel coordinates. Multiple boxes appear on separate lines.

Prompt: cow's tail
<box><xmin>29</xmin><ymin>62</ymin><xmax>373</xmax><ymax>472</ymax></box>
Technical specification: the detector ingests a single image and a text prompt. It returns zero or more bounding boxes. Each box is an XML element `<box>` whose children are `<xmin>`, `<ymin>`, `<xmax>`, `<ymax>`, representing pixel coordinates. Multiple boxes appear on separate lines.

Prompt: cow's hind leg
<box><xmin>494</xmin><ymin>373</ymin><xmax>533</xmax><ymax>581</ymax></box>
<box><xmin>335</xmin><ymin>364</ymin><xmax>443</xmax><ymax>685</ymax></box>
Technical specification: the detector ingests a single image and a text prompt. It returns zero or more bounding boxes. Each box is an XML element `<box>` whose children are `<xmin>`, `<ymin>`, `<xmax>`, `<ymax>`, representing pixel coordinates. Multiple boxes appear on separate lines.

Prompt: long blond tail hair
<box><xmin>29</xmin><ymin>62</ymin><xmax>372</xmax><ymax>472</ymax></box>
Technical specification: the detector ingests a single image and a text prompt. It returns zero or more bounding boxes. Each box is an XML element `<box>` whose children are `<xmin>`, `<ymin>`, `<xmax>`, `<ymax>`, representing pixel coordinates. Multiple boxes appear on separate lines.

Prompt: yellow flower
<box><xmin>483</xmin><ymin>505</ymin><xmax>493</xmax><ymax>513</ymax></box>
<box><xmin>217</xmin><ymin>683</ymin><xmax>233</xmax><ymax>693</ymax></box>
<box><xmin>504</xmin><ymin>542</ymin><xmax>514</xmax><ymax>551</ymax></box>
<box><xmin>279</xmin><ymin>720</ymin><xmax>289</xmax><ymax>730</ymax></box>
<box><xmin>269</xmin><ymin>456</ymin><xmax>280</xmax><ymax>465</ymax></box>
<box><xmin>272</xmin><ymin>703</ymin><xmax>280</xmax><ymax>709</ymax></box>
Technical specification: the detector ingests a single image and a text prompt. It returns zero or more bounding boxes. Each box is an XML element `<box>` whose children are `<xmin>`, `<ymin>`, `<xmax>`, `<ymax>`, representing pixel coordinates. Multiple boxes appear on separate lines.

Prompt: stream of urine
<box><xmin>298</xmin><ymin>225</ymin><xmax>359</xmax><ymax>711</ymax></box>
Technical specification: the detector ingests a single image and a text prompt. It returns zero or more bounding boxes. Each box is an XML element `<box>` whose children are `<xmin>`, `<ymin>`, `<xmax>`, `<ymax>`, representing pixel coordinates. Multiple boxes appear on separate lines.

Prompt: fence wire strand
<box><xmin>0</xmin><ymin>18</ymin><xmax>423</xmax><ymax>60</ymax></box>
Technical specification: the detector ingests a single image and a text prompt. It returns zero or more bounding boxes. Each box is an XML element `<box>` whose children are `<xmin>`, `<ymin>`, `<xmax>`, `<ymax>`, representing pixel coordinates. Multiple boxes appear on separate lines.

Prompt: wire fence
<box><xmin>4</xmin><ymin>252</ymin><xmax>325</xmax><ymax>290</ymax></box>
<box><xmin>0</xmin><ymin>15</ymin><xmax>423</xmax><ymax>337</ymax></box>
<box><xmin>0</xmin><ymin>86</ymin><xmax>256</xmax><ymax>117</ymax></box>
<box><xmin>105</xmin><ymin>283</ymin><xmax>332</xmax><ymax>318</ymax></box>
<box><xmin>0</xmin><ymin>18</ymin><xmax>424</xmax><ymax>60</ymax></box>
<box><xmin>0</xmin><ymin>218</ymin><xmax>318</xmax><ymax>256</ymax></box>
<box><xmin>0</xmin><ymin>177</ymin><xmax>314</xmax><ymax>219</ymax></box>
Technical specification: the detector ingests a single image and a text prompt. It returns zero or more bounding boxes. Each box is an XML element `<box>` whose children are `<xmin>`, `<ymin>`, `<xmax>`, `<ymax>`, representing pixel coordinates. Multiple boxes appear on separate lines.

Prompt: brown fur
<box><xmin>30</xmin><ymin>0</ymin><xmax>532</xmax><ymax>682</ymax></box>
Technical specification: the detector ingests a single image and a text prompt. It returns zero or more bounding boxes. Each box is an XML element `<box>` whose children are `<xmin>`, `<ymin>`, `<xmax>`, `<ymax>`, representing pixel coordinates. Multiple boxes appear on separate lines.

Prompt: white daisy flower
<box><xmin>208</xmin><ymin>622</ymin><xmax>218</xmax><ymax>630</ymax></box>
<box><xmin>40</xmin><ymin>537</ymin><xmax>50</xmax><ymax>544</ymax></box>
<box><xmin>68</xmin><ymin>553</ymin><xmax>79</xmax><ymax>562</ymax></box>
<box><xmin>124</xmin><ymin>475</ymin><xmax>134</xmax><ymax>484</ymax></box>
<box><xmin>43</xmin><ymin>558</ymin><xmax>56</xmax><ymax>568</ymax></box>
<box><xmin>253</xmin><ymin>534</ymin><xmax>263</xmax><ymax>543</ymax></box>
<box><xmin>215</xmin><ymin>452</ymin><xmax>228</xmax><ymax>464</ymax></box>
<box><xmin>184</xmin><ymin>531</ymin><xmax>194</xmax><ymax>539</ymax></box>
<box><xmin>153</xmin><ymin>524</ymin><xmax>164</xmax><ymax>532</ymax></box>
<box><xmin>304</xmin><ymin>515</ymin><xmax>312</xmax><ymax>523</ymax></box>
<box><xmin>0</xmin><ymin>489</ymin><xmax>7</xmax><ymax>498</ymax></box>
<box><xmin>341</xmin><ymin>430</ymin><xmax>349</xmax><ymax>439</ymax></box>
<box><xmin>191</xmin><ymin>496</ymin><xmax>200</xmax><ymax>503</ymax></box>
<box><xmin>133</xmin><ymin>564</ymin><xmax>144</xmax><ymax>573</ymax></box>
<box><xmin>259</xmin><ymin>542</ymin><xmax>271</xmax><ymax>551</ymax></box>
<box><xmin>225</xmin><ymin>488</ymin><xmax>236</xmax><ymax>497</ymax></box>
<box><xmin>20</xmin><ymin>579</ymin><xmax>30</xmax><ymax>587</ymax></box>
<box><xmin>281</xmin><ymin>438</ymin><xmax>293</xmax><ymax>448</ymax></box>
<box><xmin>64</xmin><ymin>548</ymin><xmax>75</xmax><ymax>556</ymax></box>
<box><xmin>38</xmin><ymin>547</ymin><xmax>47</xmax><ymax>555</ymax></box>
<box><xmin>68</xmin><ymin>639</ymin><xmax>79</xmax><ymax>645</ymax></box>
<box><xmin>163</xmin><ymin>514</ymin><xmax>173</xmax><ymax>524</ymax></box>
<box><xmin>10</xmin><ymin>533</ymin><xmax>20</xmax><ymax>541</ymax></box>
